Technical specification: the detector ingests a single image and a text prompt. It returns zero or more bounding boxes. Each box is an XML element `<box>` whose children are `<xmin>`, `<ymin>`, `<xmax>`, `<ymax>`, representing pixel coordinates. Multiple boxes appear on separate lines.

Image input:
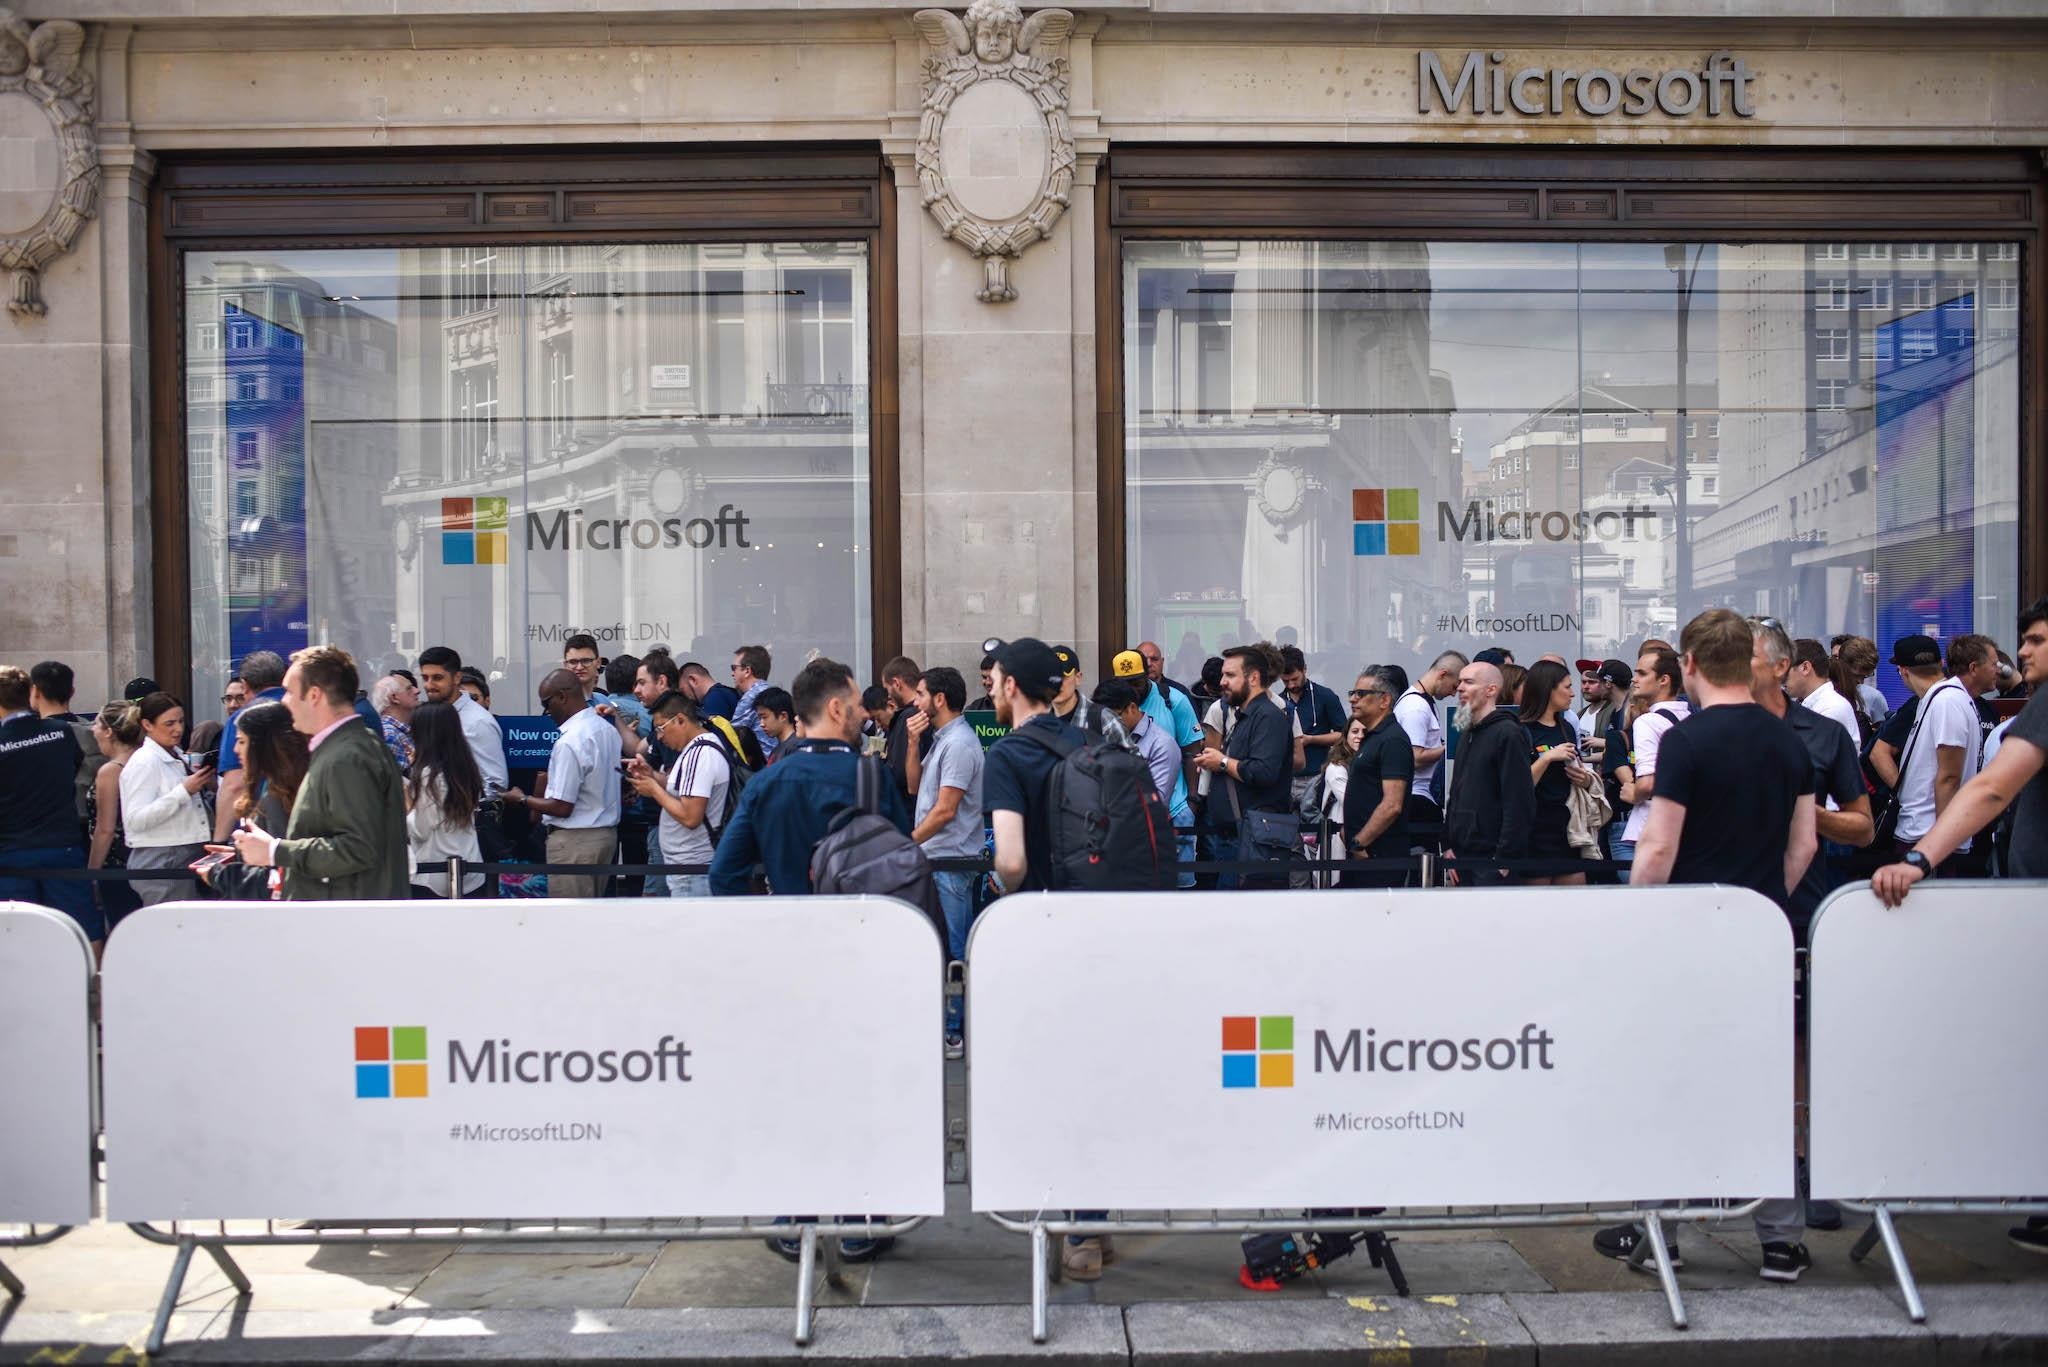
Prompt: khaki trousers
<box><xmin>546</xmin><ymin>825</ymin><xmax>618</xmax><ymax>899</ymax></box>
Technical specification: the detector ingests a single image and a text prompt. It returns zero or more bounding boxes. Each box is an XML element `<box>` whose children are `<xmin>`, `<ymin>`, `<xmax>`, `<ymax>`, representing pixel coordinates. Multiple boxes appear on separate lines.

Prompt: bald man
<box><xmin>1442</xmin><ymin>662</ymin><xmax>1536</xmax><ymax>886</ymax></box>
<box><xmin>1138</xmin><ymin>639</ymin><xmax>1196</xmax><ymax>711</ymax></box>
<box><xmin>504</xmin><ymin>667</ymin><xmax>621</xmax><ymax>898</ymax></box>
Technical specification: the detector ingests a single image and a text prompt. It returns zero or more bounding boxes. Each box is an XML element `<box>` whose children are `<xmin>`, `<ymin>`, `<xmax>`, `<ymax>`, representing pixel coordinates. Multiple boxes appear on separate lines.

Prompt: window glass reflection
<box><xmin>1124</xmin><ymin>239</ymin><xmax>2021</xmax><ymax>704</ymax></box>
<box><xmin>184</xmin><ymin>243</ymin><xmax>872</xmax><ymax>718</ymax></box>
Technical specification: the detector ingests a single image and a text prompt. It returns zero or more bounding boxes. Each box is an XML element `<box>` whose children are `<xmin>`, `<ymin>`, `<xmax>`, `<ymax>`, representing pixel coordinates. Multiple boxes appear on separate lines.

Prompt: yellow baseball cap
<box><xmin>1111</xmin><ymin>649</ymin><xmax>1146</xmax><ymax>679</ymax></box>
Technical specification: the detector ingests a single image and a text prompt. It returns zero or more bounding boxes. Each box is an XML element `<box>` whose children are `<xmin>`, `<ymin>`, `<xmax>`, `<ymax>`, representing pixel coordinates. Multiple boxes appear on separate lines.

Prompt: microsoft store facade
<box><xmin>4</xmin><ymin>1</ymin><xmax>2044</xmax><ymax>716</ymax></box>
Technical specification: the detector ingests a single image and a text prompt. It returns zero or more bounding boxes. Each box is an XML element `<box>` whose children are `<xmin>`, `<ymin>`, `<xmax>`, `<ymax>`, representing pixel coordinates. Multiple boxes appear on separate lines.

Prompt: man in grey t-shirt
<box><xmin>907</xmin><ymin>666</ymin><xmax>985</xmax><ymax>1055</ymax></box>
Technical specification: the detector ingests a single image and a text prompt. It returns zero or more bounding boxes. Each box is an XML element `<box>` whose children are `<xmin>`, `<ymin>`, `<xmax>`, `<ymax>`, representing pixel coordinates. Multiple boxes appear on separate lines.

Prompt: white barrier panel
<box><xmin>104</xmin><ymin>898</ymin><xmax>944</xmax><ymax>1221</ymax></box>
<box><xmin>970</xmin><ymin>888</ymin><xmax>1791</xmax><ymax>1211</ymax></box>
<box><xmin>1809</xmin><ymin>881</ymin><xmax>2048</xmax><ymax>1200</ymax></box>
<box><xmin>0</xmin><ymin>903</ymin><xmax>95</xmax><ymax>1225</ymax></box>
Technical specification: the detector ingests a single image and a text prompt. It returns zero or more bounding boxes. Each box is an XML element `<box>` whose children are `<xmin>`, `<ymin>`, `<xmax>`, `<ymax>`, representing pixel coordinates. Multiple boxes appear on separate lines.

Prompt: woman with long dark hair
<box><xmin>1517</xmin><ymin>660</ymin><xmax>1596</xmax><ymax>886</ymax></box>
<box><xmin>119</xmin><ymin>692</ymin><xmax>215</xmax><ymax>904</ymax></box>
<box><xmin>202</xmin><ymin>703</ymin><xmax>309</xmax><ymax>900</ymax></box>
<box><xmin>406</xmin><ymin>700</ymin><xmax>484</xmax><ymax>897</ymax></box>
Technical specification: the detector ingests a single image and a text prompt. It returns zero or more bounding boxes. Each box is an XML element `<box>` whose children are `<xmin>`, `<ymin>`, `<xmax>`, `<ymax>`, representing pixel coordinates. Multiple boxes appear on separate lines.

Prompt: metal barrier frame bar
<box><xmin>985</xmin><ymin>1201</ymin><xmax>1763</xmax><ymax>1341</ymax></box>
<box><xmin>0</xmin><ymin>1224</ymin><xmax>73</xmax><ymax>1299</ymax></box>
<box><xmin>126</xmin><ymin>1214</ymin><xmax>927</xmax><ymax>1353</ymax></box>
<box><xmin>1839</xmin><ymin>1199</ymin><xmax>2048</xmax><ymax>1324</ymax></box>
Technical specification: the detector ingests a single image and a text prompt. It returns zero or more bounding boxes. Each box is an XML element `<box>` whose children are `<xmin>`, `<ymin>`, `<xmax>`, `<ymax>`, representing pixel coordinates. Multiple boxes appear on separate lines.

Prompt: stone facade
<box><xmin>4</xmin><ymin>1</ymin><xmax>2046</xmax><ymax>701</ymax></box>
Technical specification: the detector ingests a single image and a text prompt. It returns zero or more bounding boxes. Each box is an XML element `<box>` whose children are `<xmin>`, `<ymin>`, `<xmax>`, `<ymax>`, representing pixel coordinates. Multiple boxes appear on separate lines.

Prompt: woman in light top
<box><xmin>118</xmin><ymin>692</ymin><xmax>214</xmax><ymax>904</ymax></box>
<box><xmin>406</xmin><ymin>701</ymin><xmax>485</xmax><ymax>898</ymax></box>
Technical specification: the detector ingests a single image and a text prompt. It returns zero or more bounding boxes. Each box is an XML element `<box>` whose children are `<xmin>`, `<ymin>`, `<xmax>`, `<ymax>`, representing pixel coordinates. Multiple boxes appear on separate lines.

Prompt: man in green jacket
<box><xmin>232</xmin><ymin>644</ymin><xmax>410</xmax><ymax>900</ymax></box>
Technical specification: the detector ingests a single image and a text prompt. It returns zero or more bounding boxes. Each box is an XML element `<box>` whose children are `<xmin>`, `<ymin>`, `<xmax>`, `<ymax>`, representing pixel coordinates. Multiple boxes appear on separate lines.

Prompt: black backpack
<box><xmin>1015</xmin><ymin>724</ymin><xmax>1176</xmax><ymax>891</ymax></box>
<box><xmin>809</xmin><ymin>754</ymin><xmax>944</xmax><ymax>934</ymax></box>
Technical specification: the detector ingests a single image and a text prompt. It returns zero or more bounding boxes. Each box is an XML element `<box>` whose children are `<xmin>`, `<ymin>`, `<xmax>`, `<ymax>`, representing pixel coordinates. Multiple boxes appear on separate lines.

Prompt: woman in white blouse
<box><xmin>405</xmin><ymin>701</ymin><xmax>485</xmax><ymax>898</ymax></box>
<box><xmin>118</xmin><ymin>692</ymin><xmax>215</xmax><ymax>904</ymax></box>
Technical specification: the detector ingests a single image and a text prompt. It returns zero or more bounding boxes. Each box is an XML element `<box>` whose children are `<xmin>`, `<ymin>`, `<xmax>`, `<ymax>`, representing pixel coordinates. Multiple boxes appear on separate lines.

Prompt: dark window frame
<box><xmin>1096</xmin><ymin>145</ymin><xmax>2044</xmax><ymax>663</ymax></box>
<box><xmin>150</xmin><ymin>144</ymin><xmax>899</xmax><ymax>700</ymax></box>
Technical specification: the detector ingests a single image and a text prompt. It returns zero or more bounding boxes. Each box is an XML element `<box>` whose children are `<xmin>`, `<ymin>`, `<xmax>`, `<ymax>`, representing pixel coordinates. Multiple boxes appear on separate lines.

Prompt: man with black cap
<box><xmin>1575</xmin><ymin>658</ymin><xmax>1629</xmax><ymax>751</ymax></box>
<box><xmin>982</xmin><ymin>639</ymin><xmax>1078</xmax><ymax>896</ymax></box>
<box><xmin>1047</xmin><ymin>645</ymin><xmax>1126</xmax><ymax>746</ymax></box>
<box><xmin>1884</xmin><ymin>633</ymin><xmax>1982</xmax><ymax>868</ymax></box>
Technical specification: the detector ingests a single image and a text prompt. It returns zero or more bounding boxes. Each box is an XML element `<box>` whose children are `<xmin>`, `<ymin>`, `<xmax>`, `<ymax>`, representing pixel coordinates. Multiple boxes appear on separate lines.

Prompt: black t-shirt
<box><xmin>1654</xmin><ymin>703</ymin><xmax>1813</xmax><ymax>909</ymax></box>
<box><xmin>1878</xmin><ymin>694</ymin><xmax>1919</xmax><ymax>750</ymax></box>
<box><xmin>983</xmin><ymin>713</ymin><xmax>1079</xmax><ymax>893</ymax></box>
<box><xmin>1600</xmin><ymin>710</ymin><xmax>1632</xmax><ymax>817</ymax></box>
<box><xmin>1782</xmin><ymin>698</ymin><xmax>1867</xmax><ymax>921</ymax></box>
<box><xmin>1524</xmin><ymin>716</ymin><xmax>1577</xmax><ymax>821</ymax></box>
<box><xmin>0</xmin><ymin>713</ymin><xmax>85</xmax><ymax>853</ymax></box>
<box><xmin>1343</xmin><ymin>716</ymin><xmax>1415</xmax><ymax>860</ymax></box>
<box><xmin>2002</xmin><ymin>690</ymin><xmax>2048</xmax><ymax>878</ymax></box>
<box><xmin>883</xmin><ymin>703</ymin><xmax>933</xmax><ymax>799</ymax></box>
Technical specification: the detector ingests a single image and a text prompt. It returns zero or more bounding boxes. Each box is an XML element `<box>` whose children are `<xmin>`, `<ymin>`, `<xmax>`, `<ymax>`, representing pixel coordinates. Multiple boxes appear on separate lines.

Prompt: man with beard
<box><xmin>1441</xmin><ymin>661</ymin><xmax>1535</xmax><ymax>886</ymax></box>
<box><xmin>1194</xmin><ymin>643</ymin><xmax>1297</xmax><ymax>890</ymax></box>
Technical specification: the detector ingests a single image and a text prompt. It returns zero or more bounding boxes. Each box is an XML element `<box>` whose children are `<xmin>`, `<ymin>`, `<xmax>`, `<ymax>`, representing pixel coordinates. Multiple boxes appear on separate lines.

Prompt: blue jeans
<box><xmin>666</xmin><ymin>873</ymin><xmax>711</xmax><ymax>898</ymax></box>
<box><xmin>1176</xmin><ymin>832</ymin><xmax>1196</xmax><ymax>889</ymax></box>
<box><xmin>0</xmin><ymin>845</ymin><xmax>104</xmax><ymax>941</ymax></box>
<box><xmin>1606</xmin><ymin>821</ymin><xmax>1634</xmax><ymax>869</ymax></box>
<box><xmin>934</xmin><ymin>870</ymin><xmax>975</xmax><ymax>1035</ymax></box>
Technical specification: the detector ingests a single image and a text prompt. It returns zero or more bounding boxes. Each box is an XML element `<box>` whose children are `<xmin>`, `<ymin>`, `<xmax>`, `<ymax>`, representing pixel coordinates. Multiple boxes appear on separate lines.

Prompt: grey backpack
<box><xmin>809</xmin><ymin>755</ymin><xmax>945</xmax><ymax>935</ymax></box>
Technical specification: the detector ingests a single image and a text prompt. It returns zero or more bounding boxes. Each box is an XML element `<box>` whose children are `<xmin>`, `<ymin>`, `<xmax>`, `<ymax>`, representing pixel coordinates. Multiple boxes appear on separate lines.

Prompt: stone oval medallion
<box><xmin>0</xmin><ymin>91</ymin><xmax>61</xmax><ymax>236</ymax></box>
<box><xmin>937</xmin><ymin>79</ymin><xmax>1048</xmax><ymax>223</ymax></box>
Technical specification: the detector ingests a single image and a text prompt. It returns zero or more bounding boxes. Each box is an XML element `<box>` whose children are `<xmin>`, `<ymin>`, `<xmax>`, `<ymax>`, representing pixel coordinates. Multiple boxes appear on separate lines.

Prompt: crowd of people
<box><xmin>4</xmin><ymin>602</ymin><xmax>2045</xmax><ymax>1273</ymax></box>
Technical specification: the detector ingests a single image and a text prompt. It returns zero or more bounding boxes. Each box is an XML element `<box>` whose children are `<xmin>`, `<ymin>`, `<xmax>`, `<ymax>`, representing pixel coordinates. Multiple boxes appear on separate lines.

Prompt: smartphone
<box><xmin>188</xmin><ymin>849</ymin><xmax>235</xmax><ymax>877</ymax></box>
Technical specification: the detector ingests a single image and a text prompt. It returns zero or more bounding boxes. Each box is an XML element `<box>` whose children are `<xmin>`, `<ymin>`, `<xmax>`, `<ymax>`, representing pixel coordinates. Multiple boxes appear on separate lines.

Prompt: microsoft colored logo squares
<box><xmin>441</xmin><ymin>497</ymin><xmax>508</xmax><ymax>565</ymax></box>
<box><xmin>1353</xmin><ymin>487</ymin><xmax>1420</xmax><ymax>556</ymax></box>
<box><xmin>356</xmin><ymin>1026</ymin><xmax>428</xmax><ymax>1099</ymax></box>
<box><xmin>1222</xmin><ymin>1014</ymin><xmax>1293</xmax><ymax>1089</ymax></box>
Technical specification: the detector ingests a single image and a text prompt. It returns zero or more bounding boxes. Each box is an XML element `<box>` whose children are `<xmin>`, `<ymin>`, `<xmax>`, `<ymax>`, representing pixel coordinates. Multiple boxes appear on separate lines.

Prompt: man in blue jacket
<box><xmin>709</xmin><ymin>657</ymin><xmax>911</xmax><ymax>897</ymax></box>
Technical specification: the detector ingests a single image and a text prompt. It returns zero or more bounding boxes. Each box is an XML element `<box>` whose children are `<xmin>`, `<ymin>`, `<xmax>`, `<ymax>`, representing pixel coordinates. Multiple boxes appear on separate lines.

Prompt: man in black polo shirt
<box><xmin>0</xmin><ymin>665</ymin><xmax>101</xmax><ymax>947</ymax></box>
<box><xmin>1593</xmin><ymin>609</ymin><xmax>1817</xmax><ymax>1283</ymax></box>
<box><xmin>1193</xmin><ymin>643</ymin><xmax>1294</xmax><ymax>890</ymax></box>
<box><xmin>1342</xmin><ymin>665</ymin><xmax>1413</xmax><ymax>888</ymax></box>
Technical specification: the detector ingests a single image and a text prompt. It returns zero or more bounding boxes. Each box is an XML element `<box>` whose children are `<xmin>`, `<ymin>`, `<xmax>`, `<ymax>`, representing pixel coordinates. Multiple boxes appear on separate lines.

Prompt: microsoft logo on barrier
<box><xmin>441</xmin><ymin>497</ymin><xmax>508</xmax><ymax>566</ymax></box>
<box><xmin>1353</xmin><ymin>488</ymin><xmax>1421</xmax><ymax>557</ymax></box>
<box><xmin>356</xmin><ymin>1026</ymin><xmax>429</xmax><ymax>1099</ymax></box>
<box><xmin>1222</xmin><ymin>1015</ymin><xmax>1293</xmax><ymax>1089</ymax></box>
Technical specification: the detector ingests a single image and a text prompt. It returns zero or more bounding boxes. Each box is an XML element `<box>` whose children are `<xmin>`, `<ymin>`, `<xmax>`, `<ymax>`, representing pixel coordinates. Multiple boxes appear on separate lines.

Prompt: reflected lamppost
<box><xmin>1664</xmin><ymin>244</ymin><xmax>1705</xmax><ymax>627</ymax></box>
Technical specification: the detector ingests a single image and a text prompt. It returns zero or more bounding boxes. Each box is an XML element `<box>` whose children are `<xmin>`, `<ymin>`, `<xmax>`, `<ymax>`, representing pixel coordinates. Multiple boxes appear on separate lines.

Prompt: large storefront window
<box><xmin>184</xmin><ymin>242</ymin><xmax>872</xmax><ymax>718</ymax></box>
<box><xmin>1124</xmin><ymin>239</ymin><xmax>2022</xmax><ymax>702</ymax></box>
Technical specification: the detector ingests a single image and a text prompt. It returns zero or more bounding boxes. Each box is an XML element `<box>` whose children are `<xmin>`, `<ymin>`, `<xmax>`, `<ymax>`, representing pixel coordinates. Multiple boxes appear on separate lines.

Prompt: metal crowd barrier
<box><xmin>0</xmin><ymin>1224</ymin><xmax>72</xmax><ymax>1300</ymax></box>
<box><xmin>987</xmin><ymin>1199</ymin><xmax>1760</xmax><ymax>1339</ymax></box>
<box><xmin>126</xmin><ymin>1213</ymin><xmax>925</xmax><ymax>1353</ymax></box>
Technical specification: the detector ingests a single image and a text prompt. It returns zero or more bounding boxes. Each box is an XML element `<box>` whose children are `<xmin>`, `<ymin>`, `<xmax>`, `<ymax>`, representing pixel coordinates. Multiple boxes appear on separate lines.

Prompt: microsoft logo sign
<box><xmin>1353</xmin><ymin>489</ymin><xmax>1421</xmax><ymax>556</ymax></box>
<box><xmin>356</xmin><ymin>1026</ymin><xmax>429</xmax><ymax>1099</ymax></box>
<box><xmin>1222</xmin><ymin>1015</ymin><xmax>1294</xmax><ymax>1089</ymax></box>
<box><xmin>442</xmin><ymin>497</ymin><xmax>508</xmax><ymax>565</ymax></box>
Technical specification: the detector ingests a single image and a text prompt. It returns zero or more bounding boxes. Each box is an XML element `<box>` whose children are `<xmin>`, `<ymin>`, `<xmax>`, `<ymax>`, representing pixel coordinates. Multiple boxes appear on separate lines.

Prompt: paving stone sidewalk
<box><xmin>6</xmin><ymin>1180</ymin><xmax>2046</xmax><ymax>1364</ymax></box>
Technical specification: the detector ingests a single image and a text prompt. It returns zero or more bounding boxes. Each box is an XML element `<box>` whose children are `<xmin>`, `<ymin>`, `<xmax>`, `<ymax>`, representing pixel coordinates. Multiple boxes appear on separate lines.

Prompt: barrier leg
<box><xmin>1870</xmin><ymin>1205</ymin><xmax>1928</xmax><ymax>1324</ymax></box>
<box><xmin>1640</xmin><ymin>1216</ymin><xmax>1688</xmax><ymax>1330</ymax></box>
<box><xmin>794</xmin><ymin>1224</ymin><xmax>818</xmax><ymax>1347</ymax></box>
<box><xmin>147</xmin><ymin>1234</ymin><xmax>198</xmax><ymax>1355</ymax></box>
<box><xmin>1029</xmin><ymin>1223</ymin><xmax>1050</xmax><ymax>1345</ymax></box>
<box><xmin>1850</xmin><ymin>1218</ymin><xmax>1882</xmax><ymax>1263</ymax></box>
<box><xmin>204</xmin><ymin>1242</ymin><xmax>252</xmax><ymax>1296</ymax></box>
<box><xmin>0</xmin><ymin>1255</ymin><xmax>23</xmax><ymax>1299</ymax></box>
<box><xmin>822</xmin><ymin>1229</ymin><xmax>847</xmax><ymax>1291</ymax></box>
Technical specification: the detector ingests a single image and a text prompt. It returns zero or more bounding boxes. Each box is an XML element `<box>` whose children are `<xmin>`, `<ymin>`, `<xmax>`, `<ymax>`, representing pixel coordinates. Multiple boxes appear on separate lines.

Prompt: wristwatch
<box><xmin>1902</xmin><ymin>849</ymin><xmax>1935</xmax><ymax>878</ymax></box>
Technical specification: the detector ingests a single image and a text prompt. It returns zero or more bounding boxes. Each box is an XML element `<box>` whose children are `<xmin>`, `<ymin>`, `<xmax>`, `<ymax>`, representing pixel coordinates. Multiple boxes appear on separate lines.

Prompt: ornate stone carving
<box><xmin>0</xmin><ymin>9</ymin><xmax>96</xmax><ymax>318</ymax></box>
<box><xmin>911</xmin><ymin>2</ymin><xmax>1074</xmax><ymax>303</ymax></box>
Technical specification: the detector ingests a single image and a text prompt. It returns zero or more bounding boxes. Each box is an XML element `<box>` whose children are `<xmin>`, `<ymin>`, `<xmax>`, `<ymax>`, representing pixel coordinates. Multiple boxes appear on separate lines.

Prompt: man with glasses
<box><xmin>561</xmin><ymin>633</ymin><xmax>604</xmax><ymax>702</ymax></box>
<box><xmin>503</xmin><ymin>669</ymin><xmax>621</xmax><ymax>899</ymax></box>
<box><xmin>729</xmin><ymin>644</ymin><xmax>778</xmax><ymax>760</ymax></box>
<box><xmin>1342</xmin><ymin>667</ymin><xmax>1414</xmax><ymax>888</ymax></box>
<box><xmin>222</xmin><ymin>679</ymin><xmax>249</xmax><ymax>717</ymax></box>
<box><xmin>627</xmin><ymin>691</ymin><xmax>730</xmax><ymax>898</ymax></box>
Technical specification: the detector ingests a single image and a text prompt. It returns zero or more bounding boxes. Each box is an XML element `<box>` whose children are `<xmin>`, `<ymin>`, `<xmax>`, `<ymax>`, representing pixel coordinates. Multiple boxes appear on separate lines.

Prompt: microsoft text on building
<box><xmin>1420</xmin><ymin>50</ymin><xmax>1756</xmax><ymax>119</ymax></box>
<box><xmin>1438</xmin><ymin>500</ymin><xmax>1658</xmax><ymax>545</ymax></box>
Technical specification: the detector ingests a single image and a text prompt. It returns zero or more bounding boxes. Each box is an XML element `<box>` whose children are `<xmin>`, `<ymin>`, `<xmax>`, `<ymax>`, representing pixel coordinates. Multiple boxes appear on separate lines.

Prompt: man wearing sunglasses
<box><xmin>1342</xmin><ymin>667</ymin><xmax>1413</xmax><ymax>888</ymax></box>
